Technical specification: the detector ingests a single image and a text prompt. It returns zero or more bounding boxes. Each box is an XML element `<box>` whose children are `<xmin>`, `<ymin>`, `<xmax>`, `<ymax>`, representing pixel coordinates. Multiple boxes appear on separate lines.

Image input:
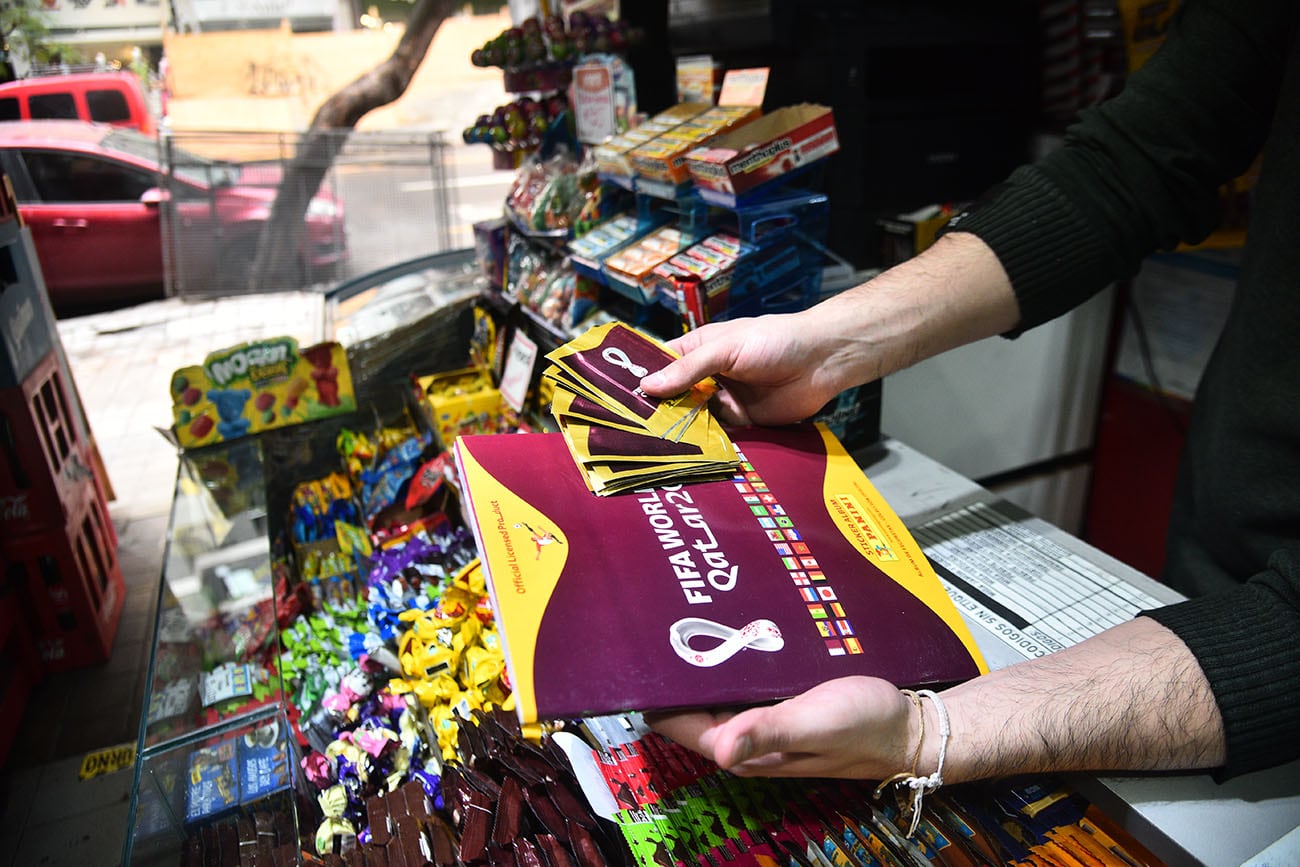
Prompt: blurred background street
<box><xmin>0</xmin><ymin>9</ymin><xmax>519</xmax><ymax>864</ymax></box>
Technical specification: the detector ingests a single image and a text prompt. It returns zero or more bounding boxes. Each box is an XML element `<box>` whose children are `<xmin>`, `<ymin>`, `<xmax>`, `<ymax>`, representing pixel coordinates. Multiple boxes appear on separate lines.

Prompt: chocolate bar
<box><xmin>368</xmin><ymin>793</ymin><xmax>393</xmax><ymax>846</ymax></box>
<box><xmin>396</xmin><ymin>815</ymin><xmax>434</xmax><ymax>866</ymax></box>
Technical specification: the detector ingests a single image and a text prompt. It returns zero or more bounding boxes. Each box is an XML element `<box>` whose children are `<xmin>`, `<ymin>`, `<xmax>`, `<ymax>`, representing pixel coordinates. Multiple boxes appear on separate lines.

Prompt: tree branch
<box><xmin>246</xmin><ymin>0</ymin><xmax>459</xmax><ymax>290</ymax></box>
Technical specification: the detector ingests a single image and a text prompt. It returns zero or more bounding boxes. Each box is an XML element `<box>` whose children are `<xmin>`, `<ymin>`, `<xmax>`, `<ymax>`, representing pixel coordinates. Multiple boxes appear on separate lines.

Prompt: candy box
<box><xmin>686</xmin><ymin>104</ymin><xmax>839</xmax><ymax>206</ymax></box>
<box><xmin>186</xmin><ymin>737</ymin><xmax>240</xmax><ymax>823</ymax></box>
<box><xmin>170</xmin><ymin>338</ymin><xmax>357</xmax><ymax>450</ymax></box>
<box><xmin>418</xmin><ymin>366</ymin><xmax>510</xmax><ymax>449</ymax></box>
<box><xmin>628</xmin><ymin>105</ymin><xmax>762</xmax><ymax>185</ymax></box>
<box><xmin>568</xmin><ymin>213</ymin><xmax>640</xmax><ymax>272</ymax></box>
<box><xmin>200</xmin><ymin>660</ymin><xmax>260</xmax><ymax>707</ymax></box>
<box><xmin>593</xmin><ymin>102</ymin><xmax>711</xmax><ymax>180</ymax></box>
<box><xmin>602</xmin><ymin>226</ymin><xmax>690</xmax><ymax>304</ymax></box>
<box><xmin>237</xmin><ymin>720</ymin><xmax>293</xmax><ymax>806</ymax></box>
<box><xmin>472</xmin><ymin>217</ymin><xmax>508</xmax><ymax>289</ymax></box>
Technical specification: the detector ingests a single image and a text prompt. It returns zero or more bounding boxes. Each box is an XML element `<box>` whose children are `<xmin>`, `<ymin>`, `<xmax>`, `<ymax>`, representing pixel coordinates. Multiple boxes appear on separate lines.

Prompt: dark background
<box><xmin>622</xmin><ymin>0</ymin><xmax>1042</xmax><ymax>269</ymax></box>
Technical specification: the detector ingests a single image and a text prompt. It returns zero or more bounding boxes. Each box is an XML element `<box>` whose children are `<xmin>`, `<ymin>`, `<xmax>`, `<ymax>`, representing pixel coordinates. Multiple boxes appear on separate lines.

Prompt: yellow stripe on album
<box><xmin>457</xmin><ymin>446</ymin><xmax>571</xmax><ymax>722</ymax></box>
<box><xmin>816</xmin><ymin>424</ymin><xmax>988</xmax><ymax>674</ymax></box>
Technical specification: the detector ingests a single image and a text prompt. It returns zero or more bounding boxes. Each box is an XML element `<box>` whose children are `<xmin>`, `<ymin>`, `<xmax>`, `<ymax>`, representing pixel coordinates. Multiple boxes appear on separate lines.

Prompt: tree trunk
<box><xmin>246</xmin><ymin>0</ymin><xmax>459</xmax><ymax>290</ymax></box>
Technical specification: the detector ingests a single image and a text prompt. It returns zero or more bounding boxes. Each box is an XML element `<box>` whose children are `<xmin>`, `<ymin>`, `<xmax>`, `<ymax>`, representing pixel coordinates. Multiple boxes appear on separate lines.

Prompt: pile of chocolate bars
<box><xmin>182</xmin><ymin>809</ymin><xmax>300</xmax><ymax>866</ymax></box>
<box><xmin>543</xmin><ymin>321</ymin><xmax>739</xmax><ymax>495</ymax></box>
<box><xmin>318</xmin><ymin>709</ymin><xmax>622</xmax><ymax>867</ymax></box>
<box><xmin>331</xmin><ymin>779</ymin><xmax>457</xmax><ymax>867</ymax></box>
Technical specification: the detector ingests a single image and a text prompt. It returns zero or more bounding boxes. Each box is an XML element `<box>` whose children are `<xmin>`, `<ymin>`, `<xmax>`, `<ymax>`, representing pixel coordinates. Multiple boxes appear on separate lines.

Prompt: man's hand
<box><xmin>639</xmin><ymin>233</ymin><xmax>1022</xmax><ymax>427</ymax></box>
<box><xmin>639</xmin><ymin>312</ymin><xmax>848</xmax><ymax>427</ymax></box>
<box><xmin>647</xmin><ymin>676</ymin><xmax>916</xmax><ymax>779</ymax></box>
<box><xmin>650</xmin><ymin>618</ymin><xmax>1227</xmax><ymax>786</ymax></box>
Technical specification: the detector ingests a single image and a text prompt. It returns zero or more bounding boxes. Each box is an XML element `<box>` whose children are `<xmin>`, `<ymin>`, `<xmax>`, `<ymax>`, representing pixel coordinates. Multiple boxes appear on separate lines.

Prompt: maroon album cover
<box><xmin>455</xmin><ymin>423</ymin><xmax>986</xmax><ymax>723</ymax></box>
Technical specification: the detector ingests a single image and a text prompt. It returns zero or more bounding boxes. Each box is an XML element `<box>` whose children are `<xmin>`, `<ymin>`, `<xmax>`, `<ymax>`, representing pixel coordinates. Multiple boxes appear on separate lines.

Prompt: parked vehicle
<box><xmin>0</xmin><ymin>72</ymin><xmax>157</xmax><ymax>135</ymax></box>
<box><xmin>0</xmin><ymin>120</ymin><xmax>348</xmax><ymax>312</ymax></box>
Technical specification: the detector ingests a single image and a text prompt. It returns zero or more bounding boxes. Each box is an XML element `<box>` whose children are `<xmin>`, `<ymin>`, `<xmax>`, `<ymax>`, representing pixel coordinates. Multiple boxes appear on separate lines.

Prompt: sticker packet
<box><xmin>542</xmin><ymin>321</ymin><xmax>739</xmax><ymax>494</ymax></box>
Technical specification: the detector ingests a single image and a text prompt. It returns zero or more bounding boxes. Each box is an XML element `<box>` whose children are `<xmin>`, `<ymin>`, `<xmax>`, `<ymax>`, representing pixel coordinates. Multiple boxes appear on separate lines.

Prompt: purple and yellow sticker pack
<box><xmin>543</xmin><ymin>321</ymin><xmax>739</xmax><ymax>494</ymax></box>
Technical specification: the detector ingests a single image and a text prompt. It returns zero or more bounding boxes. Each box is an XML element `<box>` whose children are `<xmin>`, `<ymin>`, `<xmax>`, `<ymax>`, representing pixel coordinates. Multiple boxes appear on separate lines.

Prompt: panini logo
<box><xmin>733</xmin><ymin>138</ymin><xmax>793</xmax><ymax>174</ymax></box>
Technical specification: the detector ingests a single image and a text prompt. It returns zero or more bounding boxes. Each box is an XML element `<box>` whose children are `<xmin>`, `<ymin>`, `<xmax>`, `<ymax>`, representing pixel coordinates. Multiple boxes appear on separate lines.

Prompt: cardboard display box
<box><xmin>686</xmin><ymin>104</ymin><xmax>839</xmax><ymax>206</ymax></box>
<box><xmin>593</xmin><ymin>102</ymin><xmax>711</xmax><ymax>181</ymax></box>
<box><xmin>418</xmin><ymin>366</ymin><xmax>513</xmax><ymax>449</ymax></box>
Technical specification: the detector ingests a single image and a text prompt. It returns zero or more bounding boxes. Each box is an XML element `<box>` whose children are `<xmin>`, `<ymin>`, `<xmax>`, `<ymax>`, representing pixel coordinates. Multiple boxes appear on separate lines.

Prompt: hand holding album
<box><xmin>543</xmin><ymin>321</ymin><xmax>740</xmax><ymax>495</ymax></box>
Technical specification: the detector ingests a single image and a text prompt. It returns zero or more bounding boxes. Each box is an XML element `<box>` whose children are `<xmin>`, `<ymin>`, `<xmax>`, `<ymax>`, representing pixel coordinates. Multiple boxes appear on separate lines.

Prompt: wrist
<box><xmin>875</xmin><ymin>689</ymin><xmax>952</xmax><ymax>838</ymax></box>
<box><xmin>915</xmin><ymin>691</ymin><xmax>945</xmax><ymax>779</ymax></box>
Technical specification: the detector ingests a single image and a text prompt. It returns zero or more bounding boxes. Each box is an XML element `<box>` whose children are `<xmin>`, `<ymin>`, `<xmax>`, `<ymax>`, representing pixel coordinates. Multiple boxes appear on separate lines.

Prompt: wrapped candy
<box><xmin>353</xmin><ymin>724</ymin><xmax>399</xmax><ymax>759</ymax></box>
<box><xmin>302</xmin><ymin>751</ymin><xmax>335</xmax><ymax>789</ymax></box>
<box><xmin>315</xmin><ymin>785</ymin><xmax>356</xmax><ymax>856</ymax></box>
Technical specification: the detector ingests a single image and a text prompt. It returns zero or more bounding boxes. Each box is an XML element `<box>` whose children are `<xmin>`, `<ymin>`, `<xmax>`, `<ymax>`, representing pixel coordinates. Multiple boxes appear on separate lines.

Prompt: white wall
<box><xmin>881</xmin><ymin>286</ymin><xmax>1114</xmax><ymax>533</ymax></box>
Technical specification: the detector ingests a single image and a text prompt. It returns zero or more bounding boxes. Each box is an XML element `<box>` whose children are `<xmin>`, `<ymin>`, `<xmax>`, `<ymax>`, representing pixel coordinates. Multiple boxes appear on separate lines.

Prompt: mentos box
<box><xmin>686</xmin><ymin>104</ymin><xmax>839</xmax><ymax>205</ymax></box>
<box><xmin>170</xmin><ymin>337</ymin><xmax>356</xmax><ymax>449</ymax></box>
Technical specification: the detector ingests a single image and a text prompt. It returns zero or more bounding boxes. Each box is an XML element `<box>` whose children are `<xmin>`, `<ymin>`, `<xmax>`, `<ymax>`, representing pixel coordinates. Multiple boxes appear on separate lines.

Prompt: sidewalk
<box><xmin>0</xmin><ymin>291</ymin><xmax>324</xmax><ymax>866</ymax></box>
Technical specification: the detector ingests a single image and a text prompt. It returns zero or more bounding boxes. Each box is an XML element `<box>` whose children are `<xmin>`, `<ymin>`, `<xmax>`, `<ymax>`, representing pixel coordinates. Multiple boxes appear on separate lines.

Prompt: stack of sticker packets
<box><xmin>542</xmin><ymin>321</ymin><xmax>740</xmax><ymax>495</ymax></box>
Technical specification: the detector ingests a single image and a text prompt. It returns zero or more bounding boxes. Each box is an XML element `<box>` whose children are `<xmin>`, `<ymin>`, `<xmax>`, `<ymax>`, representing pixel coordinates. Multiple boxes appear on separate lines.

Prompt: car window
<box><xmin>0</xmin><ymin>98</ymin><xmax>19</xmax><ymax>121</ymax></box>
<box><xmin>103</xmin><ymin>129</ymin><xmax>239</xmax><ymax>188</ymax></box>
<box><xmin>29</xmin><ymin>92</ymin><xmax>78</xmax><ymax>120</ymax></box>
<box><xmin>0</xmin><ymin>150</ymin><xmax>34</xmax><ymax>201</ymax></box>
<box><xmin>22</xmin><ymin>150</ymin><xmax>157</xmax><ymax>203</ymax></box>
<box><xmin>87</xmin><ymin>89</ymin><xmax>131</xmax><ymax>124</ymax></box>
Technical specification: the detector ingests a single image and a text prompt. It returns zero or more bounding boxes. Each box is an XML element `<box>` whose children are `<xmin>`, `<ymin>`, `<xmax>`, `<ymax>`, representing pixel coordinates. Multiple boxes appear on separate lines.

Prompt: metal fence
<box><xmin>157</xmin><ymin>129</ymin><xmax>458</xmax><ymax>299</ymax></box>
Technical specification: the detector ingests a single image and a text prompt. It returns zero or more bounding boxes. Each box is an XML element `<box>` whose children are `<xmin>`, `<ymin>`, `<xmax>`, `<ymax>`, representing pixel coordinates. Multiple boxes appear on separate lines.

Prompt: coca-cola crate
<box><xmin>1</xmin><ymin>225</ymin><xmax>59</xmax><ymax>392</ymax></box>
<box><xmin>1</xmin><ymin>350</ymin><xmax>106</xmax><ymax>540</ymax></box>
<box><xmin>0</xmin><ymin>588</ymin><xmax>44</xmax><ymax>767</ymax></box>
<box><xmin>1</xmin><ymin>484</ymin><xmax>124</xmax><ymax>672</ymax></box>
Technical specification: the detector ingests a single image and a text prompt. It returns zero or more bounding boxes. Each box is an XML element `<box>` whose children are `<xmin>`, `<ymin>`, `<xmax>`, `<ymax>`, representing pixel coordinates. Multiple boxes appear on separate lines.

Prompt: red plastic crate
<box><xmin>1</xmin><ymin>483</ymin><xmax>124</xmax><ymax>672</ymax></box>
<box><xmin>0</xmin><ymin>350</ymin><xmax>106</xmax><ymax>540</ymax></box>
<box><xmin>0</xmin><ymin>591</ymin><xmax>44</xmax><ymax>768</ymax></box>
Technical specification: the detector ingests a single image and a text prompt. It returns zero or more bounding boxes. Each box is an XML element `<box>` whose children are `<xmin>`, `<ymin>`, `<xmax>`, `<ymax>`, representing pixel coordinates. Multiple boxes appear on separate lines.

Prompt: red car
<box><xmin>0</xmin><ymin>72</ymin><xmax>157</xmax><ymax>135</ymax></box>
<box><xmin>0</xmin><ymin>119</ymin><xmax>348</xmax><ymax>312</ymax></box>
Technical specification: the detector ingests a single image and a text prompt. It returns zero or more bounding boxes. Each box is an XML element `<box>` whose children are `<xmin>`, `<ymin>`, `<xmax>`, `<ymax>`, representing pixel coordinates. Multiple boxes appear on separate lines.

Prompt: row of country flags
<box><xmin>731</xmin><ymin>454</ymin><xmax>864</xmax><ymax>657</ymax></box>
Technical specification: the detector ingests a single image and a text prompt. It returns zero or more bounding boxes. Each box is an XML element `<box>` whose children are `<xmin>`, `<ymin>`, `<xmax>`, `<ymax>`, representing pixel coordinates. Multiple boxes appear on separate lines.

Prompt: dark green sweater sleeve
<box><xmin>944</xmin><ymin>0</ymin><xmax>1300</xmax><ymax>779</ymax></box>
<box><xmin>945</xmin><ymin>0</ymin><xmax>1290</xmax><ymax>333</ymax></box>
<box><xmin>1142</xmin><ymin>551</ymin><xmax>1300</xmax><ymax>779</ymax></box>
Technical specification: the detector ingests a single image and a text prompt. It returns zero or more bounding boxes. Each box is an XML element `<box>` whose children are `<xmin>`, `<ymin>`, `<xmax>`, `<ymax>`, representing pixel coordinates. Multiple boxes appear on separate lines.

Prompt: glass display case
<box><xmin>123</xmin><ymin>438</ymin><xmax>311</xmax><ymax>865</ymax></box>
<box><xmin>121</xmin><ymin>252</ymin><xmax>487</xmax><ymax>865</ymax></box>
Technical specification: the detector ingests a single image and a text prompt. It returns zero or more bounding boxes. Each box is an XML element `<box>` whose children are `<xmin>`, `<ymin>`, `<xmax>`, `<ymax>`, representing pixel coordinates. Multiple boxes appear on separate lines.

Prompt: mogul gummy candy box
<box><xmin>170</xmin><ymin>337</ymin><xmax>357</xmax><ymax>449</ymax></box>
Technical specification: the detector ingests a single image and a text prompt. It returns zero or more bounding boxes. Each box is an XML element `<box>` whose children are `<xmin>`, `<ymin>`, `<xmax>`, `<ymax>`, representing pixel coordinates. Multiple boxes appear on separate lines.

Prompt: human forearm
<box><xmin>649</xmin><ymin>617</ymin><xmax>1226</xmax><ymax>785</ymax></box>
<box><xmin>933</xmin><ymin>616</ymin><xmax>1226</xmax><ymax>783</ymax></box>
<box><xmin>803</xmin><ymin>230</ymin><xmax>1021</xmax><ymax>388</ymax></box>
<box><xmin>641</xmin><ymin>232</ymin><xmax>1020</xmax><ymax>422</ymax></box>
